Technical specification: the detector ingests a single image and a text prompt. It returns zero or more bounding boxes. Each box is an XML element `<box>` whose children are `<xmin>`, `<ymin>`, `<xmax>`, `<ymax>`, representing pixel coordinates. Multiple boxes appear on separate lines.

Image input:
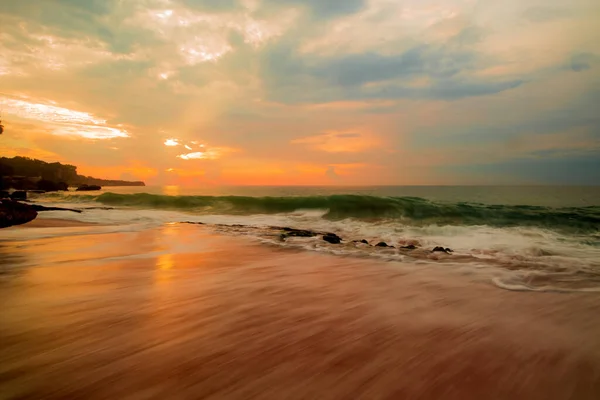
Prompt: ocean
<box><xmin>9</xmin><ymin>185</ymin><xmax>600</xmax><ymax>293</ymax></box>
<box><xmin>3</xmin><ymin>186</ymin><xmax>600</xmax><ymax>399</ymax></box>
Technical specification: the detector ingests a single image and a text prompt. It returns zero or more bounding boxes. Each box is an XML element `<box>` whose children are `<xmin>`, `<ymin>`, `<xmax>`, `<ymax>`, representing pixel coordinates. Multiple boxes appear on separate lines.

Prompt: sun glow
<box><xmin>177</xmin><ymin>148</ymin><xmax>227</xmax><ymax>160</ymax></box>
<box><xmin>164</xmin><ymin>139</ymin><xmax>179</xmax><ymax>146</ymax></box>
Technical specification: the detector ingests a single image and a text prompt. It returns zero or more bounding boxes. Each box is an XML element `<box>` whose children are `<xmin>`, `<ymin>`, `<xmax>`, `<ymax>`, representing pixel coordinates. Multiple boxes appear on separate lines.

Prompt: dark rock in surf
<box><xmin>10</xmin><ymin>191</ymin><xmax>27</xmax><ymax>201</ymax></box>
<box><xmin>323</xmin><ymin>233</ymin><xmax>342</xmax><ymax>244</ymax></box>
<box><xmin>375</xmin><ymin>242</ymin><xmax>391</xmax><ymax>247</ymax></box>
<box><xmin>76</xmin><ymin>184</ymin><xmax>102</xmax><ymax>191</ymax></box>
<box><xmin>282</xmin><ymin>228</ymin><xmax>317</xmax><ymax>238</ymax></box>
<box><xmin>353</xmin><ymin>239</ymin><xmax>369</xmax><ymax>245</ymax></box>
<box><xmin>37</xmin><ymin>179</ymin><xmax>68</xmax><ymax>192</ymax></box>
<box><xmin>400</xmin><ymin>244</ymin><xmax>417</xmax><ymax>250</ymax></box>
<box><xmin>432</xmin><ymin>246</ymin><xmax>453</xmax><ymax>254</ymax></box>
<box><xmin>0</xmin><ymin>200</ymin><xmax>38</xmax><ymax>228</ymax></box>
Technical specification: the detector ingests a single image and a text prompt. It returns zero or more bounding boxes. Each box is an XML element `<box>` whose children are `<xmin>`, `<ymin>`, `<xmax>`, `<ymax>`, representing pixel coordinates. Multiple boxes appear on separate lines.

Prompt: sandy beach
<box><xmin>17</xmin><ymin>218</ymin><xmax>99</xmax><ymax>228</ymax></box>
<box><xmin>1</xmin><ymin>222</ymin><xmax>600</xmax><ymax>399</ymax></box>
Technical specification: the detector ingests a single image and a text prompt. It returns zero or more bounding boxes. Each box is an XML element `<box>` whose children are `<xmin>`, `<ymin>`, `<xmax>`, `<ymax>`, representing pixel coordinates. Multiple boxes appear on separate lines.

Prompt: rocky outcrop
<box><xmin>323</xmin><ymin>233</ymin><xmax>342</xmax><ymax>244</ymax></box>
<box><xmin>1</xmin><ymin>156</ymin><xmax>145</xmax><ymax>188</ymax></box>
<box><xmin>176</xmin><ymin>222</ymin><xmax>456</xmax><ymax>256</ymax></box>
<box><xmin>37</xmin><ymin>179</ymin><xmax>69</xmax><ymax>192</ymax></box>
<box><xmin>0</xmin><ymin>200</ymin><xmax>38</xmax><ymax>228</ymax></box>
<box><xmin>10</xmin><ymin>191</ymin><xmax>27</xmax><ymax>201</ymax></box>
<box><xmin>432</xmin><ymin>246</ymin><xmax>453</xmax><ymax>254</ymax></box>
<box><xmin>76</xmin><ymin>185</ymin><xmax>102</xmax><ymax>191</ymax></box>
<box><xmin>281</xmin><ymin>228</ymin><xmax>318</xmax><ymax>238</ymax></box>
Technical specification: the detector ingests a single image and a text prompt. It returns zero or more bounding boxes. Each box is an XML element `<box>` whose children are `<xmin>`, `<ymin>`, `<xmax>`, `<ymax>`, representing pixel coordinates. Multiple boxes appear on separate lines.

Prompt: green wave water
<box><xmin>73</xmin><ymin>192</ymin><xmax>600</xmax><ymax>232</ymax></box>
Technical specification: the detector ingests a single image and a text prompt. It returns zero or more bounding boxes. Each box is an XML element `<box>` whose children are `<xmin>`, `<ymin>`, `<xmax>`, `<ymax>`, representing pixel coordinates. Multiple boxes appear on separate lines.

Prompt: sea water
<box><xmin>10</xmin><ymin>185</ymin><xmax>600</xmax><ymax>292</ymax></box>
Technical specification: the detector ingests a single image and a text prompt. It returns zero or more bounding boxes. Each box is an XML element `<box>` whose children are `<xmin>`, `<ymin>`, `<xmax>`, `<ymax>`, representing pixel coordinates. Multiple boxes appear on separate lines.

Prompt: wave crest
<box><xmin>77</xmin><ymin>193</ymin><xmax>600</xmax><ymax>233</ymax></box>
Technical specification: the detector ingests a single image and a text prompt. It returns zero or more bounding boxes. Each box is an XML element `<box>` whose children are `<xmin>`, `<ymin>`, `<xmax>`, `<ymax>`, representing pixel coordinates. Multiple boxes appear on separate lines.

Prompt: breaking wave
<box><xmin>53</xmin><ymin>192</ymin><xmax>600</xmax><ymax>233</ymax></box>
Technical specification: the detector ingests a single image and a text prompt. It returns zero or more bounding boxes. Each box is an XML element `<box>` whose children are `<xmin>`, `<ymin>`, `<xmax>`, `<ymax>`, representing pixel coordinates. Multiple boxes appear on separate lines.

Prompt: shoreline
<box><xmin>6</xmin><ymin>215</ymin><xmax>600</xmax><ymax>293</ymax></box>
<box><xmin>12</xmin><ymin>217</ymin><xmax>99</xmax><ymax>228</ymax></box>
<box><xmin>1</xmin><ymin>224</ymin><xmax>599</xmax><ymax>398</ymax></box>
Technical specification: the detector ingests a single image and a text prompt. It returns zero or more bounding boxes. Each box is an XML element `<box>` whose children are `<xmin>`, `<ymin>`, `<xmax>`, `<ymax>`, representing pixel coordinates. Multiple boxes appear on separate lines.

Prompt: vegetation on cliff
<box><xmin>0</xmin><ymin>157</ymin><xmax>145</xmax><ymax>188</ymax></box>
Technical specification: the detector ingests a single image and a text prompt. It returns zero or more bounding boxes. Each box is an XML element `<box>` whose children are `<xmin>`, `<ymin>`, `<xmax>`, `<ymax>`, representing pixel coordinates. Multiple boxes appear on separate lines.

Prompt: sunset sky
<box><xmin>1</xmin><ymin>0</ymin><xmax>599</xmax><ymax>185</ymax></box>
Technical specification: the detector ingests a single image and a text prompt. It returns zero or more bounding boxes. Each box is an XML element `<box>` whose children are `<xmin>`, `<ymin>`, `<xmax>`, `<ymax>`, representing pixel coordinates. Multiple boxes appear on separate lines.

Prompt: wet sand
<box><xmin>18</xmin><ymin>217</ymin><xmax>98</xmax><ymax>228</ymax></box>
<box><xmin>1</xmin><ymin>224</ymin><xmax>599</xmax><ymax>399</ymax></box>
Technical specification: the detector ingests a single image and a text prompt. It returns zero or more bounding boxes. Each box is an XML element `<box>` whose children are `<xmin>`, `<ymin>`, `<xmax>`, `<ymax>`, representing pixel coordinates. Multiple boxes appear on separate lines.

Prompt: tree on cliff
<box><xmin>0</xmin><ymin>157</ymin><xmax>78</xmax><ymax>182</ymax></box>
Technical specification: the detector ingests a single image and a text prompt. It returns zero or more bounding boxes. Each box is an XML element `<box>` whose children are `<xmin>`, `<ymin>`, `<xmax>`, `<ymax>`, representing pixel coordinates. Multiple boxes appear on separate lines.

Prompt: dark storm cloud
<box><xmin>265</xmin><ymin>0</ymin><xmax>366</xmax><ymax>18</ymax></box>
<box><xmin>259</xmin><ymin>39</ymin><xmax>523</xmax><ymax>103</ymax></box>
<box><xmin>569</xmin><ymin>53</ymin><xmax>597</xmax><ymax>72</ymax></box>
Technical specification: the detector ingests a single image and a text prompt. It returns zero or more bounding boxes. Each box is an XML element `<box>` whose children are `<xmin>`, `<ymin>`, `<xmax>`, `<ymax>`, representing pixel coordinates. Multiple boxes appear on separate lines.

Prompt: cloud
<box><xmin>176</xmin><ymin>145</ymin><xmax>237</xmax><ymax>160</ymax></box>
<box><xmin>164</xmin><ymin>139</ymin><xmax>180</xmax><ymax>146</ymax></box>
<box><xmin>259</xmin><ymin>29</ymin><xmax>525</xmax><ymax>103</ymax></box>
<box><xmin>1</xmin><ymin>0</ymin><xmax>599</xmax><ymax>185</ymax></box>
<box><xmin>292</xmin><ymin>131</ymin><xmax>381</xmax><ymax>153</ymax></box>
<box><xmin>265</xmin><ymin>0</ymin><xmax>366</xmax><ymax>19</ymax></box>
<box><xmin>0</xmin><ymin>94</ymin><xmax>129</xmax><ymax>139</ymax></box>
<box><xmin>523</xmin><ymin>7</ymin><xmax>571</xmax><ymax>23</ymax></box>
<box><xmin>569</xmin><ymin>53</ymin><xmax>596</xmax><ymax>72</ymax></box>
<box><xmin>325</xmin><ymin>165</ymin><xmax>339</xmax><ymax>180</ymax></box>
<box><xmin>176</xmin><ymin>0</ymin><xmax>240</xmax><ymax>13</ymax></box>
<box><xmin>449</xmin><ymin>155</ymin><xmax>600</xmax><ymax>185</ymax></box>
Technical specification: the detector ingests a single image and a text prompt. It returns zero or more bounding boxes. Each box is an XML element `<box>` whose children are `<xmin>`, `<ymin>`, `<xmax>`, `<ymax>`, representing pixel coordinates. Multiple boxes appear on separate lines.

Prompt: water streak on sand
<box><xmin>1</xmin><ymin>225</ymin><xmax>599</xmax><ymax>399</ymax></box>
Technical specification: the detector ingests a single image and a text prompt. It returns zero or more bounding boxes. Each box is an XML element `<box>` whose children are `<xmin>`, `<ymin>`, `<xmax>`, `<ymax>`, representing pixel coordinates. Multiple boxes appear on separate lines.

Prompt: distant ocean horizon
<box><xmin>67</xmin><ymin>184</ymin><xmax>600</xmax><ymax>207</ymax></box>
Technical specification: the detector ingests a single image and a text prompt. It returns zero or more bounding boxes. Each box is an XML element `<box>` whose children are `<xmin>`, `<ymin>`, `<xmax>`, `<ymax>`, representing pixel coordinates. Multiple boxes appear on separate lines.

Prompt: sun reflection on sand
<box><xmin>156</xmin><ymin>254</ymin><xmax>174</xmax><ymax>271</ymax></box>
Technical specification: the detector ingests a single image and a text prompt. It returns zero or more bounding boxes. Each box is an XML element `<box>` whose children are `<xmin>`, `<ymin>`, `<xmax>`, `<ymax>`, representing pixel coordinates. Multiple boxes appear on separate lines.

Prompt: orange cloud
<box><xmin>291</xmin><ymin>130</ymin><xmax>382</xmax><ymax>153</ymax></box>
<box><xmin>77</xmin><ymin>162</ymin><xmax>158</xmax><ymax>181</ymax></box>
<box><xmin>0</xmin><ymin>94</ymin><xmax>128</xmax><ymax>139</ymax></box>
<box><xmin>0</xmin><ymin>145</ymin><xmax>62</xmax><ymax>161</ymax></box>
<box><xmin>177</xmin><ymin>146</ymin><xmax>237</xmax><ymax>160</ymax></box>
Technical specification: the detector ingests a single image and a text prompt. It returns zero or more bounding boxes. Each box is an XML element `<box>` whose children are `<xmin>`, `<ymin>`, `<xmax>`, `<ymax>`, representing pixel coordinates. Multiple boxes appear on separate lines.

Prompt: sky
<box><xmin>0</xmin><ymin>0</ymin><xmax>599</xmax><ymax>186</ymax></box>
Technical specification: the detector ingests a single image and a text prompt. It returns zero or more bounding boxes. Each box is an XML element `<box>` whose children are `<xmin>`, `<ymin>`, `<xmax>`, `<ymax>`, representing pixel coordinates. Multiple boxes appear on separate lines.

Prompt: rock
<box><xmin>76</xmin><ymin>184</ymin><xmax>102</xmax><ymax>191</ymax></box>
<box><xmin>0</xmin><ymin>200</ymin><xmax>38</xmax><ymax>228</ymax></box>
<box><xmin>353</xmin><ymin>239</ymin><xmax>369</xmax><ymax>245</ymax></box>
<box><xmin>400</xmin><ymin>244</ymin><xmax>417</xmax><ymax>250</ymax></box>
<box><xmin>432</xmin><ymin>246</ymin><xmax>453</xmax><ymax>254</ymax></box>
<box><xmin>8</xmin><ymin>177</ymin><xmax>38</xmax><ymax>191</ymax></box>
<box><xmin>37</xmin><ymin>179</ymin><xmax>68</xmax><ymax>192</ymax></box>
<box><xmin>375</xmin><ymin>242</ymin><xmax>390</xmax><ymax>247</ymax></box>
<box><xmin>323</xmin><ymin>233</ymin><xmax>342</xmax><ymax>244</ymax></box>
<box><xmin>10</xmin><ymin>191</ymin><xmax>27</xmax><ymax>201</ymax></box>
<box><xmin>282</xmin><ymin>228</ymin><xmax>317</xmax><ymax>238</ymax></box>
<box><xmin>0</xmin><ymin>190</ymin><xmax>9</xmax><ymax>199</ymax></box>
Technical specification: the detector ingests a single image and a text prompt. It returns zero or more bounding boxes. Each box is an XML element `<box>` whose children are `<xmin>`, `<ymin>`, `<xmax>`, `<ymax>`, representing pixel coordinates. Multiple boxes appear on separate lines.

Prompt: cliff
<box><xmin>0</xmin><ymin>157</ymin><xmax>145</xmax><ymax>188</ymax></box>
